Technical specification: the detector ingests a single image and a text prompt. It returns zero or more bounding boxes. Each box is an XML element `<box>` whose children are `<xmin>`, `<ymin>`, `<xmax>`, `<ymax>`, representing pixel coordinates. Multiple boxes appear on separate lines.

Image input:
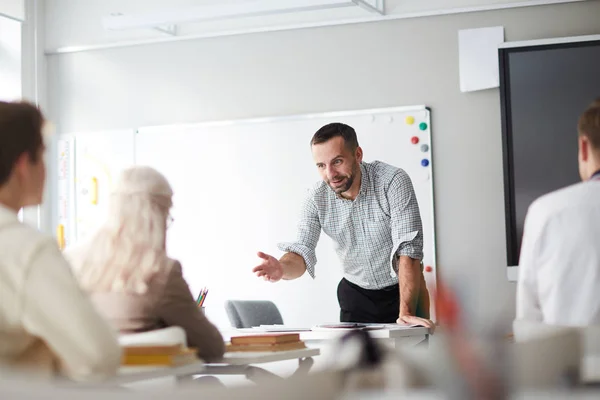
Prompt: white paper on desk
<box><xmin>253</xmin><ymin>325</ymin><xmax>311</xmax><ymax>332</ymax></box>
<box><xmin>366</xmin><ymin>323</ymin><xmax>420</xmax><ymax>329</ymax></box>
<box><xmin>458</xmin><ymin>26</ymin><xmax>505</xmax><ymax>92</ymax></box>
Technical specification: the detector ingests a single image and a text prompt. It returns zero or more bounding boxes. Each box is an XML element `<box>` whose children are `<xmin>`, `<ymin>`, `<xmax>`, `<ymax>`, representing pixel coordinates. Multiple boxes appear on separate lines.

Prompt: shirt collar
<box><xmin>591</xmin><ymin>169</ymin><xmax>600</xmax><ymax>181</ymax></box>
<box><xmin>358</xmin><ymin>162</ymin><xmax>369</xmax><ymax>196</ymax></box>
<box><xmin>333</xmin><ymin>162</ymin><xmax>368</xmax><ymax>201</ymax></box>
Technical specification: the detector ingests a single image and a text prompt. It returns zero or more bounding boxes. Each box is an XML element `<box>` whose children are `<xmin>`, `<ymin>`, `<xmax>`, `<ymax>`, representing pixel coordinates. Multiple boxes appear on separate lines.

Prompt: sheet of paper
<box><xmin>365</xmin><ymin>323</ymin><xmax>420</xmax><ymax>329</ymax></box>
<box><xmin>236</xmin><ymin>325</ymin><xmax>311</xmax><ymax>332</ymax></box>
<box><xmin>458</xmin><ymin>26</ymin><xmax>505</xmax><ymax>92</ymax></box>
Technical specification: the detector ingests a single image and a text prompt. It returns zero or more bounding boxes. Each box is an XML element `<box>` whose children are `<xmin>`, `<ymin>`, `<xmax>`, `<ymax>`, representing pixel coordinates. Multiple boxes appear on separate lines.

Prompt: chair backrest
<box><xmin>224</xmin><ymin>300</ymin><xmax>283</xmax><ymax>328</ymax></box>
<box><xmin>118</xmin><ymin>326</ymin><xmax>187</xmax><ymax>347</ymax></box>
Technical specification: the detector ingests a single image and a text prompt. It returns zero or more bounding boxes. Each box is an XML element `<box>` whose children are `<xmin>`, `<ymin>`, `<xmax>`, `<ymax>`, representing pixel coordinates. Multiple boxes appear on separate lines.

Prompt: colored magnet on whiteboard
<box><xmin>90</xmin><ymin>177</ymin><xmax>98</xmax><ymax>205</ymax></box>
<box><xmin>421</xmin><ymin>159</ymin><xmax>430</xmax><ymax>167</ymax></box>
<box><xmin>56</xmin><ymin>224</ymin><xmax>65</xmax><ymax>250</ymax></box>
<box><xmin>405</xmin><ymin>116</ymin><xmax>415</xmax><ymax>125</ymax></box>
<box><xmin>419</xmin><ymin>122</ymin><xmax>428</xmax><ymax>131</ymax></box>
<box><xmin>420</xmin><ymin>144</ymin><xmax>429</xmax><ymax>152</ymax></box>
<box><xmin>425</xmin><ymin>266</ymin><xmax>433</xmax><ymax>273</ymax></box>
<box><xmin>411</xmin><ymin>136</ymin><xmax>419</xmax><ymax>144</ymax></box>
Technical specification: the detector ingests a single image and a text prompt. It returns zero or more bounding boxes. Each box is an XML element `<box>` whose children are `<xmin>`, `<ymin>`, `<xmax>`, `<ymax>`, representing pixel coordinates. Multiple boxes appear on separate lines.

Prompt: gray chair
<box><xmin>224</xmin><ymin>300</ymin><xmax>284</xmax><ymax>328</ymax></box>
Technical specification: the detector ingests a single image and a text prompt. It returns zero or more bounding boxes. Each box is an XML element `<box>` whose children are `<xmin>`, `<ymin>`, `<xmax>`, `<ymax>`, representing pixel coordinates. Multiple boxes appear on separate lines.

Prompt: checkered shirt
<box><xmin>278</xmin><ymin>161</ymin><xmax>423</xmax><ymax>290</ymax></box>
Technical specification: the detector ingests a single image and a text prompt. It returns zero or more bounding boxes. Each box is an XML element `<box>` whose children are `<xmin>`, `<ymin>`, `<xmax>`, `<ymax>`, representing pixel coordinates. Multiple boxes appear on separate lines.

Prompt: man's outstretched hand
<box><xmin>252</xmin><ymin>252</ymin><xmax>284</xmax><ymax>282</ymax></box>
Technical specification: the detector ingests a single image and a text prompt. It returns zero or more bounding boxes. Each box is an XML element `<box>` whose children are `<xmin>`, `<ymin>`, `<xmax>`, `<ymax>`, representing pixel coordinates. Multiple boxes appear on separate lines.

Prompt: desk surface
<box><xmin>212</xmin><ymin>347</ymin><xmax>320</xmax><ymax>365</ymax></box>
<box><xmin>223</xmin><ymin>326</ymin><xmax>429</xmax><ymax>342</ymax></box>
<box><xmin>115</xmin><ymin>361</ymin><xmax>205</xmax><ymax>385</ymax></box>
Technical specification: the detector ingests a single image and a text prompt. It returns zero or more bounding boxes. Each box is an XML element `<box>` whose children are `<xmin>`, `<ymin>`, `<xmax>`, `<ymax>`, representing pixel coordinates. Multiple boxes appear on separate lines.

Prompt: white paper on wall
<box><xmin>458</xmin><ymin>26</ymin><xmax>505</xmax><ymax>93</ymax></box>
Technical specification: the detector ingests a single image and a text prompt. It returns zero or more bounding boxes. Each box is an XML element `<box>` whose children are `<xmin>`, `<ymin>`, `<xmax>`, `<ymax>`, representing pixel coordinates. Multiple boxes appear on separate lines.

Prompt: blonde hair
<box><xmin>73</xmin><ymin>166</ymin><xmax>173</xmax><ymax>294</ymax></box>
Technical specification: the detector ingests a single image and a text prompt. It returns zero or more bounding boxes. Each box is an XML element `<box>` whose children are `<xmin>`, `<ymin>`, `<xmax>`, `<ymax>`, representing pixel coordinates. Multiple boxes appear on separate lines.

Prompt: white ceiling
<box><xmin>43</xmin><ymin>0</ymin><xmax>591</xmax><ymax>53</ymax></box>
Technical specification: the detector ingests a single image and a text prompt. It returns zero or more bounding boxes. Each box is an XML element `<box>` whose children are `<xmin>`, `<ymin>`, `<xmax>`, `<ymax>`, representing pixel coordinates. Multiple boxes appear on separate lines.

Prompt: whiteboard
<box><xmin>70</xmin><ymin>130</ymin><xmax>136</xmax><ymax>242</ymax></box>
<box><xmin>135</xmin><ymin>106</ymin><xmax>437</xmax><ymax>328</ymax></box>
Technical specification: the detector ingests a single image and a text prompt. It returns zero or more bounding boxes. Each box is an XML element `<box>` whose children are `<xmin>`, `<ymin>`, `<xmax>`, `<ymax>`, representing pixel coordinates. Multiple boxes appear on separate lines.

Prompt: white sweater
<box><xmin>0</xmin><ymin>204</ymin><xmax>121</xmax><ymax>381</ymax></box>
<box><xmin>517</xmin><ymin>180</ymin><xmax>600</xmax><ymax>326</ymax></box>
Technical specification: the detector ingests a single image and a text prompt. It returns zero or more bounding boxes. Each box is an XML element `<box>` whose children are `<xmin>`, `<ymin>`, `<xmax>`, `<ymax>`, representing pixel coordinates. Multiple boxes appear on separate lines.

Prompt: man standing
<box><xmin>517</xmin><ymin>99</ymin><xmax>600</xmax><ymax>326</ymax></box>
<box><xmin>253</xmin><ymin>123</ymin><xmax>433</xmax><ymax>328</ymax></box>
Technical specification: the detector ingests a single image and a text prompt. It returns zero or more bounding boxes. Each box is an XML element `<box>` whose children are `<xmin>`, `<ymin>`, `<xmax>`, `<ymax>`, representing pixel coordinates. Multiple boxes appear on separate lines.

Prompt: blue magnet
<box><xmin>421</xmin><ymin>159</ymin><xmax>430</xmax><ymax>167</ymax></box>
<box><xmin>420</xmin><ymin>144</ymin><xmax>429</xmax><ymax>152</ymax></box>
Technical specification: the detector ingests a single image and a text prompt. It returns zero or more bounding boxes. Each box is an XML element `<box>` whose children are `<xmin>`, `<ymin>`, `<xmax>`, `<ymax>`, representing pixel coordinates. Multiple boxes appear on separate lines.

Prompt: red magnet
<box><xmin>411</xmin><ymin>136</ymin><xmax>419</xmax><ymax>144</ymax></box>
<box><xmin>425</xmin><ymin>266</ymin><xmax>433</xmax><ymax>273</ymax></box>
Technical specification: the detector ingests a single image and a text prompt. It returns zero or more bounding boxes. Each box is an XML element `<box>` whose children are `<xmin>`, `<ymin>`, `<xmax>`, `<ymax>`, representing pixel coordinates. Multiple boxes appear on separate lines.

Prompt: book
<box><xmin>230</xmin><ymin>333</ymin><xmax>300</xmax><ymax>345</ymax></box>
<box><xmin>123</xmin><ymin>344</ymin><xmax>184</xmax><ymax>356</ymax></box>
<box><xmin>226</xmin><ymin>341</ymin><xmax>307</xmax><ymax>353</ymax></box>
<box><xmin>121</xmin><ymin>347</ymin><xmax>199</xmax><ymax>366</ymax></box>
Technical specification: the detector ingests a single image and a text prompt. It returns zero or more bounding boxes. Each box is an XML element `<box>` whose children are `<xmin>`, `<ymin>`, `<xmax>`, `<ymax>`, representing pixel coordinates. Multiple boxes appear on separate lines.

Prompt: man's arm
<box><xmin>279</xmin><ymin>252</ymin><xmax>307</xmax><ymax>280</ymax></box>
<box><xmin>254</xmin><ymin>192</ymin><xmax>321</xmax><ymax>282</ymax></box>
<box><xmin>398</xmin><ymin>256</ymin><xmax>421</xmax><ymax>316</ymax></box>
<box><xmin>387</xmin><ymin>170</ymin><xmax>434</xmax><ymax>328</ymax></box>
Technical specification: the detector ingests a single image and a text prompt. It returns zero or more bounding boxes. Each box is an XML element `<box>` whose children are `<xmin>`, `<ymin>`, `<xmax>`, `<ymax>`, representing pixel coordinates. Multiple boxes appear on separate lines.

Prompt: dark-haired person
<box><xmin>0</xmin><ymin>101</ymin><xmax>121</xmax><ymax>381</ymax></box>
<box><xmin>252</xmin><ymin>123</ymin><xmax>433</xmax><ymax>329</ymax></box>
<box><xmin>517</xmin><ymin>99</ymin><xmax>600</xmax><ymax>326</ymax></box>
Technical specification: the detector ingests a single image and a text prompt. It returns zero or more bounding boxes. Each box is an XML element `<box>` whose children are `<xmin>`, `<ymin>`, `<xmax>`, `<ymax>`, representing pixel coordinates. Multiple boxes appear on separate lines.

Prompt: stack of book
<box><xmin>226</xmin><ymin>333</ymin><xmax>306</xmax><ymax>352</ymax></box>
<box><xmin>121</xmin><ymin>344</ymin><xmax>199</xmax><ymax>366</ymax></box>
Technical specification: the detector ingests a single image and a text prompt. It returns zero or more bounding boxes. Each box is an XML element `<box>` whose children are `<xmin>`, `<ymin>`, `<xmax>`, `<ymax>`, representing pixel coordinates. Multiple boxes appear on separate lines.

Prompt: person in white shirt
<box><xmin>517</xmin><ymin>99</ymin><xmax>600</xmax><ymax>326</ymax></box>
<box><xmin>0</xmin><ymin>101</ymin><xmax>121</xmax><ymax>381</ymax></box>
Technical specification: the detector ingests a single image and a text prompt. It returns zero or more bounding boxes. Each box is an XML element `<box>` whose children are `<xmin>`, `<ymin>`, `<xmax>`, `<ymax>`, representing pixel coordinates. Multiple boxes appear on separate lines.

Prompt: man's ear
<box><xmin>580</xmin><ymin>135</ymin><xmax>589</xmax><ymax>162</ymax></box>
<box><xmin>12</xmin><ymin>152</ymin><xmax>30</xmax><ymax>177</ymax></box>
<box><xmin>356</xmin><ymin>146</ymin><xmax>363</xmax><ymax>163</ymax></box>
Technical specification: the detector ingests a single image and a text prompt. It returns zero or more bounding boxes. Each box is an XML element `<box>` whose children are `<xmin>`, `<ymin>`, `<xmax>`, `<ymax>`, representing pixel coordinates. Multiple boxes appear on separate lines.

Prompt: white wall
<box><xmin>45</xmin><ymin>0</ymin><xmax>600</xmax><ymax>330</ymax></box>
<box><xmin>0</xmin><ymin>16</ymin><xmax>21</xmax><ymax>101</ymax></box>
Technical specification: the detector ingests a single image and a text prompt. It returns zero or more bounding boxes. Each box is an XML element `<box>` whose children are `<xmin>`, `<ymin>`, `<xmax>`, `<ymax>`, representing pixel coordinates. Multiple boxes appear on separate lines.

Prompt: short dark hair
<box><xmin>310</xmin><ymin>122</ymin><xmax>359</xmax><ymax>151</ymax></box>
<box><xmin>0</xmin><ymin>101</ymin><xmax>45</xmax><ymax>186</ymax></box>
<box><xmin>578</xmin><ymin>98</ymin><xmax>600</xmax><ymax>150</ymax></box>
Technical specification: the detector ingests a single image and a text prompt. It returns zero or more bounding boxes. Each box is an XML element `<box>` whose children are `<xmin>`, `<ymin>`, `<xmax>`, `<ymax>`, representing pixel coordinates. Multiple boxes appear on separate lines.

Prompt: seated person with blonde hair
<box><xmin>65</xmin><ymin>166</ymin><xmax>225</xmax><ymax>361</ymax></box>
<box><xmin>0</xmin><ymin>101</ymin><xmax>120</xmax><ymax>381</ymax></box>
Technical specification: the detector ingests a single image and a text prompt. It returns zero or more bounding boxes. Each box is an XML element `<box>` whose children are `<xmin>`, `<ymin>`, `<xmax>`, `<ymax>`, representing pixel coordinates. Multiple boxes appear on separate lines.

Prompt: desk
<box><xmin>343</xmin><ymin>389</ymin><xmax>600</xmax><ymax>400</ymax></box>
<box><xmin>224</xmin><ymin>326</ymin><xmax>430</xmax><ymax>348</ymax></box>
<box><xmin>301</xmin><ymin>326</ymin><xmax>430</xmax><ymax>347</ymax></box>
<box><xmin>583</xmin><ymin>355</ymin><xmax>600</xmax><ymax>384</ymax></box>
<box><xmin>205</xmin><ymin>347</ymin><xmax>320</xmax><ymax>384</ymax></box>
<box><xmin>114</xmin><ymin>361</ymin><xmax>206</xmax><ymax>385</ymax></box>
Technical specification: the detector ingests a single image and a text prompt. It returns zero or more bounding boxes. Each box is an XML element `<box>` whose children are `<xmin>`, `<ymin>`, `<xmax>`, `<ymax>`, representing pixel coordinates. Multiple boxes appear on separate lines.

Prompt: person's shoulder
<box><xmin>147</xmin><ymin>257</ymin><xmax>185</xmax><ymax>293</ymax></box>
<box><xmin>3</xmin><ymin>221</ymin><xmax>57</xmax><ymax>257</ymax></box>
<box><xmin>366</xmin><ymin>160</ymin><xmax>410</xmax><ymax>185</ymax></box>
<box><xmin>306</xmin><ymin>180</ymin><xmax>330</xmax><ymax>200</ymax></box>
<box><xmin>528</xmin><ymin>181</ymin><xmax>590</xmax><ymax>220</ymax></box>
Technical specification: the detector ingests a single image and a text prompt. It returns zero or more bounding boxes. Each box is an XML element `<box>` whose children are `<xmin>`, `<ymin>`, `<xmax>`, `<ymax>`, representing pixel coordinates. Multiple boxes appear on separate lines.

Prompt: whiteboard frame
<box><xmin>141</xmin><ymin>105</ymin><xmax>428</xmax><ymax>131</ymax></box>
<box><xmin>138</xmin><ymin>104</ymin><xmax>438</xmax><ymax>287</ymax></box>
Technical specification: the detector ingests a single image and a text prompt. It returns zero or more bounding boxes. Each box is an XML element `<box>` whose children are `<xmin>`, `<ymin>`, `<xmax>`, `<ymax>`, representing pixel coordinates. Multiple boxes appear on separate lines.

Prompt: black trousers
<box><xmin>337</xmin><ymin>278</ymin><xmax>399</xmax><ymax>323</ymax></box>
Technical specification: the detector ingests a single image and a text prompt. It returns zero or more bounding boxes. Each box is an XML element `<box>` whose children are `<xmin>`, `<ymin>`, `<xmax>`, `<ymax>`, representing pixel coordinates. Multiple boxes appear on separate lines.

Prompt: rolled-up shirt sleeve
<box><xmin>388</xmin><ymin>170</ymin><xmax>424</xmax><ymax>273</ymax></box>
<box><xmin>277</xmin><ymin>194</ymin><xmax>321</xmax><ymax>278</ymax></box>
